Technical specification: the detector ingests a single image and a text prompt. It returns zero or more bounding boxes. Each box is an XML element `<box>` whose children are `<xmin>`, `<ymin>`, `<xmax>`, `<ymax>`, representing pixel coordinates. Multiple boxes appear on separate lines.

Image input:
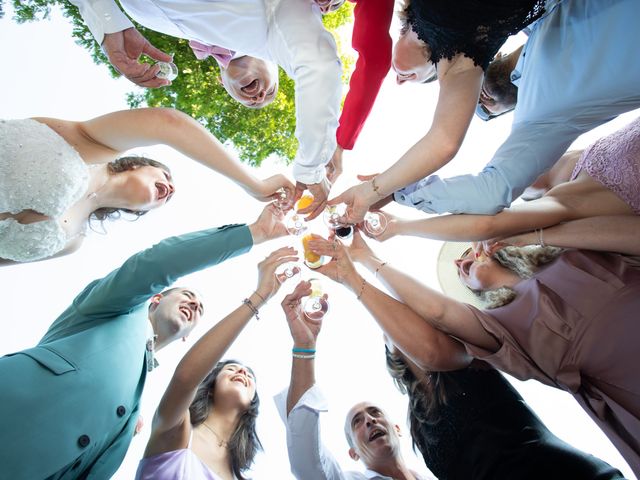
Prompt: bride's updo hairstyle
<box><xmin>91</xmin><ymin>156</ymin><xmax>172</xmax><ymax>222</ymax></box>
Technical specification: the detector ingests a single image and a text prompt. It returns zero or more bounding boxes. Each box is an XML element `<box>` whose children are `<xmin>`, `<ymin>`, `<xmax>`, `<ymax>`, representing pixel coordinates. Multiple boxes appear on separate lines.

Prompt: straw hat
<box><xmin>436</xmin><ymin>241</ymin><xmax>485</xmax><ymax>308</ymax></box>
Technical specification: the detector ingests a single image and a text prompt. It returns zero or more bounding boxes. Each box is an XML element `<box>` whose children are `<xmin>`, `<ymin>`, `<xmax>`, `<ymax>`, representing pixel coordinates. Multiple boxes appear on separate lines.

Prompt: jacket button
<box><xmin>78</xmin><ymin>435</ymin><xmax>90</xmax><ymax>448</ymax></box>
<box><xmin>116</xmin><ymin>405</ymin><xmax>126</xmax><ymax>417</ymax></box>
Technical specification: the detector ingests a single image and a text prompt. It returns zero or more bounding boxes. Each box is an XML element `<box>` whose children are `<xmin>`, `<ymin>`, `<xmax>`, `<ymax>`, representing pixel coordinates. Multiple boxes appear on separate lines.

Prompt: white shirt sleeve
<box><xmin>274</xmin><ymin>385</ymin><xmax>357</xmax><ymax>480</ymax></box>
<box><xmin>269</xmin><ymin>0</ymin><xmax>342</xmax><ymax>185</ymax></box>
<box><xmin>68</xmin><ymin>0</ymin><xmax>134</xmax><ymax>44</ymax></box>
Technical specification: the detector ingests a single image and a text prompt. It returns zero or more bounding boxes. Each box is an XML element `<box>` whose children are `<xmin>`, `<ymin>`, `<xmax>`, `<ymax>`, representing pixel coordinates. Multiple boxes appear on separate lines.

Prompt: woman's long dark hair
<box><xmin>189</xmin><ymin>359</ymin><xmax>262</xmax><ymax>480</ymax></box>
<box><xmin>90</xmin><ymin>155</ymin><xmax>172</xmax><ymax>223</ymax></box>
<box><xmin>385</xmin><ymin>346</ymin><xmax>453</xmax><ymax>452</ymax></box>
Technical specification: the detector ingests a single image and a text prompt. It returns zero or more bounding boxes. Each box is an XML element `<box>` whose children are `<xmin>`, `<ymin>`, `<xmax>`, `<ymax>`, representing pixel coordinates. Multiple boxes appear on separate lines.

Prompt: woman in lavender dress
<box><xmin>136</xmin><ymin>247</ymin><xmax>298</xmax><ymax>480</ymax></box>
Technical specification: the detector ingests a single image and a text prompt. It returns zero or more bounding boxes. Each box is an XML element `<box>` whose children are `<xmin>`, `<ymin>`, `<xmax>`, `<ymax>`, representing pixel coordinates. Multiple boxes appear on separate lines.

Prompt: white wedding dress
<box><xmin>0</xmin><ymin>119</ymin><xmax>89</xmax><ymax>262</ymax></box>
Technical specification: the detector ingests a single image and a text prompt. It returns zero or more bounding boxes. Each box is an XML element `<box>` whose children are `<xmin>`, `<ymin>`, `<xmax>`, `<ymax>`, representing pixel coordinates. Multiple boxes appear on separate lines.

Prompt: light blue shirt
<box><xmin>395</xmin><ymin>0</ymin><xmax>640</xmax><ymax>215</ymax></box>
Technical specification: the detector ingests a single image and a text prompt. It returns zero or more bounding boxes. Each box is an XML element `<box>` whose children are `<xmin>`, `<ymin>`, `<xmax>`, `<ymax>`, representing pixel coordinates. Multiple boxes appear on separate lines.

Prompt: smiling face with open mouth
<box><xmin>454</xmin><ymin>247</ymin><xmax>505</xmax><ymax>291</ymax></box>
<box><xmin>346</xmin><ymin>402</ymin><xmax>401</xmax><ymax>466</ymax></box>
<box><xmin>219</xmin><ymin>56</ymin><xmax>279</xmax><ymax>108</ymax></box>
<box><xmin>119</xmin><ymin>165</ymin><xmax>175</xmax><ymax>212</ymax></box>
<box><xmin>212</xmin><ymin>363</ymin><xmax>257</xmax><ymax>408</ymax></box>
<box><xmin>150</xmin><ymin>288</ymin><xmax>204</xmax><ymax>343</ymax></box>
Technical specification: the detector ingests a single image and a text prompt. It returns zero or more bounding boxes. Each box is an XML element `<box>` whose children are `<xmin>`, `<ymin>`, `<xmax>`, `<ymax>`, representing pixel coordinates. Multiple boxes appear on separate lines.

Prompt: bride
<box><xmin>0</xmin><ymin>107</ymin><xmax>293</xmax><ymax>265</ymax></box>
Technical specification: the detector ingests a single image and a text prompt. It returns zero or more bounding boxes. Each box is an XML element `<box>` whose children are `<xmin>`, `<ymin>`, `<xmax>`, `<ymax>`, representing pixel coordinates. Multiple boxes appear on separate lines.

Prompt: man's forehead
<box><xmin>347</xmin><ymin>401</ymin><xmax>384</xmax><ymax>420</ymax></box>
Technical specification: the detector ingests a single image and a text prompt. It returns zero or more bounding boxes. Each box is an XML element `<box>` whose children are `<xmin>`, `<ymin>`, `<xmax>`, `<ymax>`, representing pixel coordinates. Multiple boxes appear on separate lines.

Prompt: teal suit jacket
<box><xmin>0</xmin><ymin>224</ymin><xmax>253</xmax><ymax>479</ymax></box>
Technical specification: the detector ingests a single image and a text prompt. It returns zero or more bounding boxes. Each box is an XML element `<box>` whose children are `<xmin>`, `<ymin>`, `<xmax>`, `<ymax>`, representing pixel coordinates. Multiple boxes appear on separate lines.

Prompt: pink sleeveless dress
<box><xmin>571</xmin><ymin>116</ymin><xmax>640</xmax><ymax>214</ymax></box>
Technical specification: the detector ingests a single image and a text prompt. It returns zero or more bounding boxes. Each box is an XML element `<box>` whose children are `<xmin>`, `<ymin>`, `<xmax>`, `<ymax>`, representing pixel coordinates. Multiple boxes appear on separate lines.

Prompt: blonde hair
<box><xmin>474</xmin><ymin>245</ymin><xmax>563</xmax><ymax>309</ymax></box>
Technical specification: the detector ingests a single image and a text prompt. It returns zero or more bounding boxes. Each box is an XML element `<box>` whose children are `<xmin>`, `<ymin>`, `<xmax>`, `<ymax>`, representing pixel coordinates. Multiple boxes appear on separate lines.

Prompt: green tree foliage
<box><xmin>7</xmin><ymin>0</ymin><xmax>355</xmax><ymax>166</ymax></box>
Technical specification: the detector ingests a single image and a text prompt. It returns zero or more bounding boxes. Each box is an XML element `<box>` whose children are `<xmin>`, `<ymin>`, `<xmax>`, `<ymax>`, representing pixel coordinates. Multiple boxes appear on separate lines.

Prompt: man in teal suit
<box><xmin>0</xmin><ymin>205</ymin><xmax>286</xmax><ymax>479</ymax></box>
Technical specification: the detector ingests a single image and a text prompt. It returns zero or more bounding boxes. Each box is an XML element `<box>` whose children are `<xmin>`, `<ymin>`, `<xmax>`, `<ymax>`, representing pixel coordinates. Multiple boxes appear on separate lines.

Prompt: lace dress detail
<box><xmin>405</xmin><ymin>0</ymin><xmax>546</xmax><ymax>70</ymax></box>
<box><xmin>571</xmin><ymin>116</ymin><xmax>640</xmax><ymax>214</ymax></box>
<box><xmin>0</xmin><ymin>119</ymin><xmax>89</xmax><ymax>261</ymax></box>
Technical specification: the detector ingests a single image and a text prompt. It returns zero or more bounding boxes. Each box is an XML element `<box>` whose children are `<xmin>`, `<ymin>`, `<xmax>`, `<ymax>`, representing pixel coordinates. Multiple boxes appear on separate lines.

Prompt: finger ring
<box><xmin>288</xmin><ymin>303</ymin><xmax>296</xmax><ymax>309</ymax></box>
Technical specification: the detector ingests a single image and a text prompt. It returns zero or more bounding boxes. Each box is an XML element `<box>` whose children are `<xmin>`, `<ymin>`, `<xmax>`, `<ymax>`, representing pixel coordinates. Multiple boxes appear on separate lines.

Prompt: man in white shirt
<box><xmin>69</xmin><ymin>0</ymin><xmax>342</xmax><ymax>219</ymax></box>
<box><xmin>275</xmin><ymin>282</ymin><xmax>430</xmax><ymax>480</ymax></box>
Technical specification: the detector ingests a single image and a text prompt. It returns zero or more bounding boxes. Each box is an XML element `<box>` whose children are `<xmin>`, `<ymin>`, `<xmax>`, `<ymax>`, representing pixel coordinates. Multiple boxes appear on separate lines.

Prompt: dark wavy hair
<box><xmin>385</xmin><ymin>346</ymin><xmax>455</xmax><ymax>452</ymax></box>
<box><xmin>90</xmin><ymin>155</ymin><xmax>172</xmax><ymax>223</ymax></box>
<box><xmin>189</xmin><ymin>359</ymin><xmax>262</xmax><ymax>480</ymax></box>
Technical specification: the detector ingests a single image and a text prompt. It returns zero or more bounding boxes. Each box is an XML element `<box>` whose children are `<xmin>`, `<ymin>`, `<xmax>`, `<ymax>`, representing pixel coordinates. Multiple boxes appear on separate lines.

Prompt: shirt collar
<box><xmin>146</xmin><ymin>324</ymin><xmax>160</xmax><ymax>372</ymax></box>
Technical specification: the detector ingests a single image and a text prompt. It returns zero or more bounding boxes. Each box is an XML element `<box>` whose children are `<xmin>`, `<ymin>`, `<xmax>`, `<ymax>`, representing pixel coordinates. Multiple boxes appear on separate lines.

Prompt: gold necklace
<box><xmin>201</xmin><ymin>422</ymin><xmax>229</xmax><ymax>448</ymax></box>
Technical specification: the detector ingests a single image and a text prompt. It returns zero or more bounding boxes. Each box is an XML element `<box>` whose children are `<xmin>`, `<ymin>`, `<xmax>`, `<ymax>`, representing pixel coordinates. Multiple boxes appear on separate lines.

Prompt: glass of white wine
<box><xmin>364</xmin><ymin>211</ymin><xmax>388</xmax><ymax>237</ymax></box>
<box><xmin>303</xmin><ymin>278</ymin><xmax>329</xmax><ymax>321</ymax></box>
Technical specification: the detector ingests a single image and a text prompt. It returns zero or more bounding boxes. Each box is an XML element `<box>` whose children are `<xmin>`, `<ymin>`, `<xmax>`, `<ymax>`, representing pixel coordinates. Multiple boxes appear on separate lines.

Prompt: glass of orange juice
<box><xmin>284</xmin><ymin>193</ymin><xmax>315</xmax><ymax>236</ymax></box>
<box><xmin>302</xmin><ymin>233</ymin><xmax>326</xmax><ymax>269</ymax></box>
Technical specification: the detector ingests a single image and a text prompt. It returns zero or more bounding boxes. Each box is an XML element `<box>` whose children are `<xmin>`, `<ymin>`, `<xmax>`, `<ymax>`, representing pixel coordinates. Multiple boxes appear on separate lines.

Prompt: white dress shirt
<box><xmin>274</xmin><ymin>385</ymin><xmax>431</xmax><ymax>480</ymax></box>
<box><xmin>70</xmin><ymin>0</ymin><xmax>341</xmax><ymax>184</ymax></box>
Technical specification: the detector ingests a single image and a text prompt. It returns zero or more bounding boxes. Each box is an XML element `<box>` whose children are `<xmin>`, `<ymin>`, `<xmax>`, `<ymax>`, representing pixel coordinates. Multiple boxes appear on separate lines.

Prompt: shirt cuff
<box><xmin>77</xmin><ymin>0</ymin><xmax>134</xmax><ymax>44</ymax></box>
<box><xmin>292</xmin><ymin>163</ymin><xmax>327</xmax><ymax>185</ymax></box>
<box><xmin>274</xmin><ymin>384</ymin><xmax>328</xmax><ymax>423</ymax></box>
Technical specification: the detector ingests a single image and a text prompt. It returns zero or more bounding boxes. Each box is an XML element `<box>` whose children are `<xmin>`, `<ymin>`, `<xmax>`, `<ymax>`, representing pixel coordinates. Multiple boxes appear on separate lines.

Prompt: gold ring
<box><xmin>288</xmin><ymin>303</ymin><xmax>296</xmax><ymax>309</ymax></box>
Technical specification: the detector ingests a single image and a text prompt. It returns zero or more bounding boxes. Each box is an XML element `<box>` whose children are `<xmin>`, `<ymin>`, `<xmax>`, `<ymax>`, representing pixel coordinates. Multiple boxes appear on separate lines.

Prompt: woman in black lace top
<box><xmin>386</xmin><ymin>347</ymin><xmax>623</xmax><ymax>480</ymax></box>
<box><xmin>330</xmin><ymin>0</ymin><xmax>546</xmax><ymax>224</ymax></box>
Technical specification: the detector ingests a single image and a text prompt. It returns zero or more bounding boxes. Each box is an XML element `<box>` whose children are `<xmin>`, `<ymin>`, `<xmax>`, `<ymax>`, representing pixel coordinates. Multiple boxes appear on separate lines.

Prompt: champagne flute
<box><xmin>303</xmin><ymin>278</ymin><xmax>329</xmax><ymax>321</ymax></box>
<box><xmin>364</xmin><ymin>212</ymin><xmax>388</xmax><ymax>237</ymax></box>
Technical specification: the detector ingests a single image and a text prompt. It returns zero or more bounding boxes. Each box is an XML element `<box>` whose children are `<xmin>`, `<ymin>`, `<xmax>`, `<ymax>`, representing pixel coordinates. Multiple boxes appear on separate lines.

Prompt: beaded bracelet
<box><xmin>242</xmin><ymin>298</ymin><xmax>260</xmax><ymax>321</ymax></box>
<box><xmin>292</xmin><ymin>353</ymin><xmax>315</xmax><ymax>360</ymax></box>
<box><xmin>292</xmin><ymin>347</ymin><xmax>316</xmax><ymax>354</ymax></box>
<box><xmin>356</xmin><ymin>278</ymin><xmax>368</xmax><ymax>300</ymax></box>
<box><xmin>374</xmin><ymin>261</ymin><xmax>387</xmax><ymax>278</ymax></box>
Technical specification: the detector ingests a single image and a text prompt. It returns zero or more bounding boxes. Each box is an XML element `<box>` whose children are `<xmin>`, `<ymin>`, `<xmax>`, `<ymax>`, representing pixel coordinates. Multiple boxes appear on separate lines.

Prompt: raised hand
<box><xmin>249</xmin><ymin>203</ymin><xmax>288</xmax><ymax>244</ymax></box>
<box><xmin>328</xmin><ymin>177</ymin><xmax>379</xmax><ymax>225</ymax></box>
<box><xmin>295</xmin><ymin>178</ymin><xmax>331</xmax><ymax>221</ymax></box>
<box><xmin>250</xmin><ymin>174</ymin><xmax>295</xmax><ymax>203</ymax></box>
<box><xmin>306</xmin><ymin>236</ymin><xmax>359</xmax><ymax>286</ymax></box>
<box><xmin>102</xmin><ymin>28</ymin><xmax>173</xmax><ymax>88</ymax></box>
<box><xmin>255</xmin><ymin>247</ymin><xmax>299</xmax><ymax>302</ymax></box>
<box><xmin>326</xmin><ymin>146</ymin><xmax>344</xmax><ymax>184</ymax></box>
<box><xmin>346</xmin><ymin>229</ymin><xmax>376</xmax><ymax>263</ymax></box>
<box><xmin>281</xmin><ymin>281</ymin><xmax>324</xmax><ymax>348</ymax></box>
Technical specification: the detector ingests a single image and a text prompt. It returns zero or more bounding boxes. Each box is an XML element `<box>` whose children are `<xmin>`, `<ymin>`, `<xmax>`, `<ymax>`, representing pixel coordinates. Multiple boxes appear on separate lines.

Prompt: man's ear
<box><xmin>348</xmin><ymin>447</ymin><xmax>359</xmax><ymax>461</ymax></box>
<box><xmin>394</xmin><ymin>424</ymin><xmax>402</xmax><ymax>437</ymax></box>
<box><xmin>149</xmin><ymin>293</ymin><xmax>162</xmax><ymax>311</ymax></box>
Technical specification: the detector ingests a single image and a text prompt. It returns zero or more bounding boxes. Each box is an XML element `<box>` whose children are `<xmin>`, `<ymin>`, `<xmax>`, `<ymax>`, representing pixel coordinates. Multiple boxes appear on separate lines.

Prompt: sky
<box><xmin>0</xmin><ymin>3</ymin><xmax>637</xmax><ymax>479</ymax></box>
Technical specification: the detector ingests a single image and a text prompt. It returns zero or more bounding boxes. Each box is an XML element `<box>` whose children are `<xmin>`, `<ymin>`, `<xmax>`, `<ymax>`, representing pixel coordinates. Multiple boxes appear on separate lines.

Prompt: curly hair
<box><xmin>90</xmin><ymin>155</ymin><xmax>172</xmax><ymax>223</ymax></box>
<box><xmin>473</xmin><ymin>245</ymin><xmax>563</xmax><ymax>308</ymax></box>
<box><xmin>189</xmin><ymin>360</ymin><xmax>262</xmax><ymax>480</ymax></box>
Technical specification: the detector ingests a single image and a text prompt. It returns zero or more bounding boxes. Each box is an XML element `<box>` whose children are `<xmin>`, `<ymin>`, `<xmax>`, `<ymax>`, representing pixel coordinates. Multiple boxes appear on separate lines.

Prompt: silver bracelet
<box><xmin>292</xmin><ymin>353</ymin><xmax>315</xmax><ymax>360</ymax></box>
<box><xmin>536</xmin><ymin>228</ymin><xmax>546</xmax><ymax>247</ymax></box>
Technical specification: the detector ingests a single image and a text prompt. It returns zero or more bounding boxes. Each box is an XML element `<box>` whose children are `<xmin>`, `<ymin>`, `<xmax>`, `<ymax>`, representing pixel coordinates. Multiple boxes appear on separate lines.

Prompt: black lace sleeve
<box><xmin>406</xmin><ymin>0</ymin><xmax>546</xmax><ymax>70</ymax></box>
